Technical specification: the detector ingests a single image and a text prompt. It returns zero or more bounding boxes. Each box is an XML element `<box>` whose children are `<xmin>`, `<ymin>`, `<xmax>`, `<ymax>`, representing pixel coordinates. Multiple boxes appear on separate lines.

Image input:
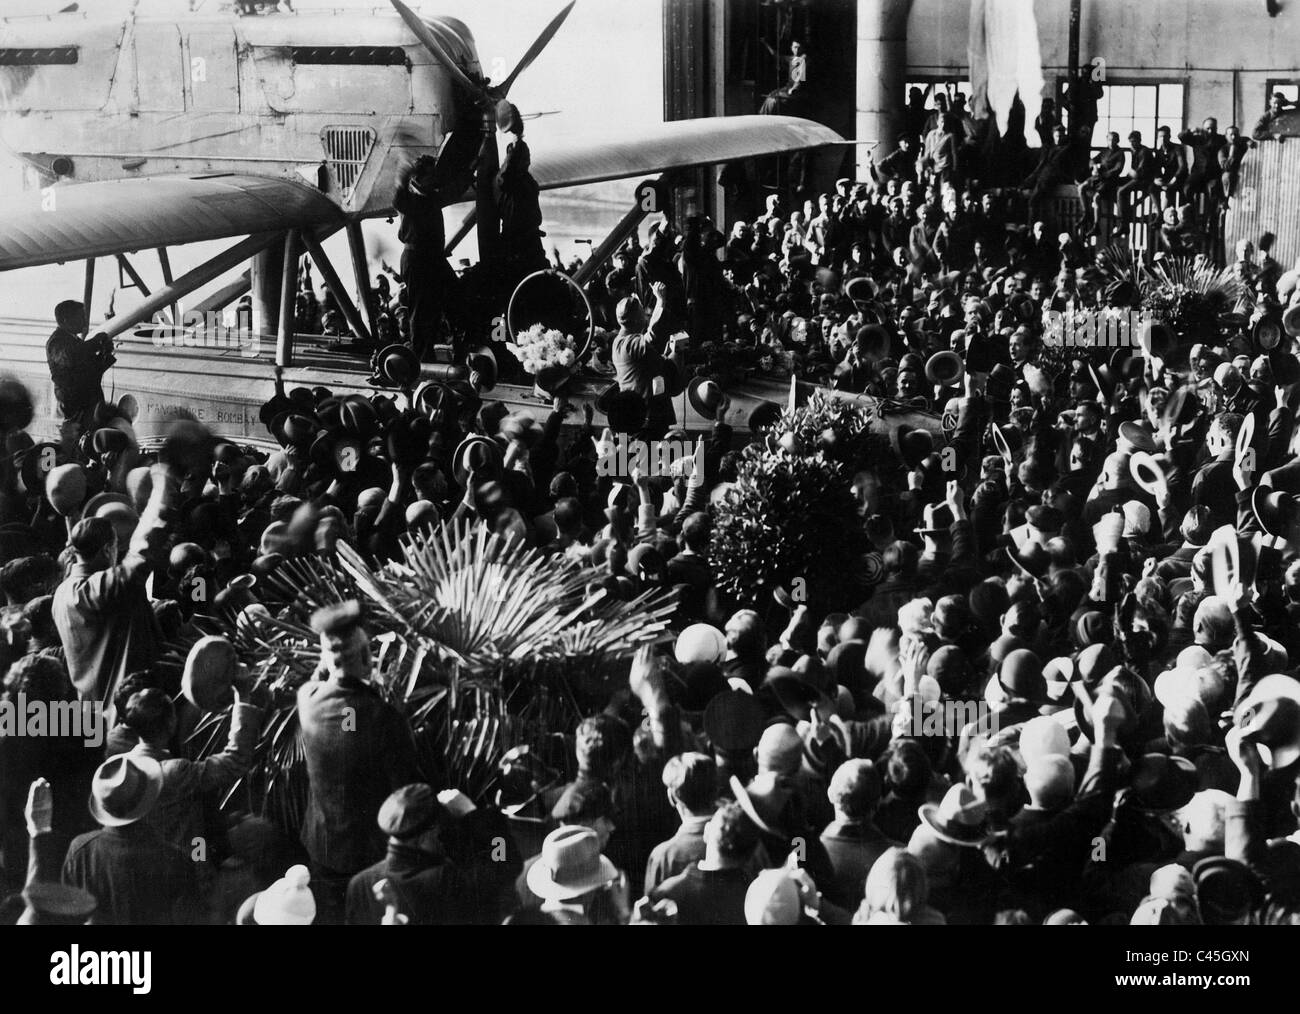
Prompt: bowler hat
<box><xmin>895</xmin><ymin>424</ymin><xmax>934</xmax><ymax>470</ymax></box>
<box><xmin>998</xmin><ymin>649</ymin><xmax>1050</xmax><ymax>703</ymax></box>
<box><xmin>45</xmin><ymin>463</ymin><xmax>87</xmax><ymax>516</ymax></box>
<box><xmin>925</xmin><ymin>350</ymin><xmax>964</xmax><ymax>388</ymax></box>
<box><xmin>1137</xmin><ymin>319</ymin><xmax>1175</xmax><ymax>359</ymax></box>
<box><xmin>986</xmin><ymin>363</ymin><xmax>1016</xmax><ymax>402</ymax></box>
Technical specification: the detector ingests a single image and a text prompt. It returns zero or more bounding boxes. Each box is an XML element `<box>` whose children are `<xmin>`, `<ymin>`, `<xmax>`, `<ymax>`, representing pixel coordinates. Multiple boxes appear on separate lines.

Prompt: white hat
<box><xmin>1019</xmin><ymin>715</ymin><xmax>1070</xmax><ymax>765</ymax></box>
<box><xmin>525</xmin><ymin>825</ymin><xmax>618</xmax><ymax>902</ymax></box>
<box><xmin>253</xmin><ymin>865</ymin><xmax>316</xmax><ymax>925</ymax></box>
<box><xmin>1121</xmin><ymin>500</ymin><xmax>1152</xmax><ymax>537</ymax></box>
<box><xmin>675</xmin><ymin>623</ymin><xmax>726</xmax><ymax>665</ymax></box>
<box><xmin>744</xmin><ymin>869</ymin><xmax>801</xmax><ymax>925</ymax></box>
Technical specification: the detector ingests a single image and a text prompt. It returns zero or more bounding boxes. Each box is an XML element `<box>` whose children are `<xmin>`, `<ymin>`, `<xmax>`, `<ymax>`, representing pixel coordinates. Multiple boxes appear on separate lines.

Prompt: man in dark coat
<box><xmin>392</xmin><ymin>154</ymin><xmax>458</xmax><ymax>358</ymax></box>
<box><xmin>45</xmin><ymin>300</ymin><xmax>113</xmax><ymax>450</ymax></box>
<box><xmin>346</xmin><ymin>784</ymin><xmax>469</xmax><ymax>925</ymax></box>
<box><xmin>297</xmin><ymin>601</ymin><xmax>421</xmax><ymax>923</ymax></box>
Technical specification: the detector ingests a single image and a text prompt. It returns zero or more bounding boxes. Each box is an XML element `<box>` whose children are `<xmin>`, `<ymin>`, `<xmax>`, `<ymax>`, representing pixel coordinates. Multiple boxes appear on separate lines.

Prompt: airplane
<box><xmin>0</xmin><ymin>1</ymin><xmax>850</xmax><ymax>444</ymax></box>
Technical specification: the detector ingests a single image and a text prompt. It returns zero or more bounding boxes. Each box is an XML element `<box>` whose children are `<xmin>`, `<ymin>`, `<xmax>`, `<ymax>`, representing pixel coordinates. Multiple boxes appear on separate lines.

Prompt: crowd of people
<box><xmin>2</xmin><ymin>85</ymin><xmax>1300</xmax><ymax>927</ymax></box>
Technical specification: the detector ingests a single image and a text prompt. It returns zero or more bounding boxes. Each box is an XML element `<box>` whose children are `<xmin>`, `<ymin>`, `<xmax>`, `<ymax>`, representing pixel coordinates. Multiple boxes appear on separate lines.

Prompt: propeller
<box><xmin>390</xmin><ymin>0</ymin><xmax>574</xmax><ymax>107</ymax></box>
<box><xmin>497</xmin><ymin>1</ymin><xmax>576</xmax><ymax>96</ymax></box>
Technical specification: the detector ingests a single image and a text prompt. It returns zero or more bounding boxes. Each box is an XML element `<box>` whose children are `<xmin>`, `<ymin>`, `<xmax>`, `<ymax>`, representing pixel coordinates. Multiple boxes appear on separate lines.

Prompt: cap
<box><xmin>377</xmin><ymin>783</ymin><xmax>442</xmax><ymax>838</ymax></box>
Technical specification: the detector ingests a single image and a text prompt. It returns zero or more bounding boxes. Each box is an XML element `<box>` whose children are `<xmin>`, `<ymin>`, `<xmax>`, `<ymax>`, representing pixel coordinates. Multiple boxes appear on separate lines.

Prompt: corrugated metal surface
<box><xmin>1224</xmin><ymin>141</ymin><xmax>1300</xmax><ymax>272</ymax></box>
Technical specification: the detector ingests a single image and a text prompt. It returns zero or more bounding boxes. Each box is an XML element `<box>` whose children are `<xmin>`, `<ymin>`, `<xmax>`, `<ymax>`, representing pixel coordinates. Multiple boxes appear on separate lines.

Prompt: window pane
<box><xmin>1158</xmin><ymin>83</ymin><xmax>1185</xmax><ymax>122</ymax></box>
<box><xmin>1110</xmin><ymin>86</ymin><xmax>1134</xmax><ymax>119</ymax></box>
<box><xmin>1133</xmin><ymin>86</ymin><xmax>1157</xmax><ymax>119</ymax></box>
<box><xmin>1271</xmin><ymin>83</ymin><xmax>1300</xmax><ymax>103</ymax></box>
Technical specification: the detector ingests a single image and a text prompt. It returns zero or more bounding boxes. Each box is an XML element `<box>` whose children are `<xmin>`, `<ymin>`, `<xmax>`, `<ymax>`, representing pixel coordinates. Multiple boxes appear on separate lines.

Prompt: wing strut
<box><xmin>301</xmin><ymin>231</ymin><xmax>372</xmax><ymax>345</ymax></box>
<box><xmin>101</xmin><ymin>233</ymin><xmax>282</xmax><ymax>341</ymax></box>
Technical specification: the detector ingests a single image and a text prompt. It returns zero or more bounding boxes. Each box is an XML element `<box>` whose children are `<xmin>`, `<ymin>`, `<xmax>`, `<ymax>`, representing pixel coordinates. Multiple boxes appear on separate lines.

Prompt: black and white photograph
<box><xmin>0</xmin><ymin>0</ymin><xmax>1295</xmax><ymax>987</ymax></box>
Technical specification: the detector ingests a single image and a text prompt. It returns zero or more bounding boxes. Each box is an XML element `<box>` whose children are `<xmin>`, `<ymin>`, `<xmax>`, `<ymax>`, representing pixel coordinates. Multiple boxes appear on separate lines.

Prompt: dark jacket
<box><xmin>297</xmin><ymin>676</ymin><xmax>421</xmax><ymax>874</ymax></box>
<box><xmin>648</xmin><ymin>861</ymin><xmax>753</xmax><ymax>925</ymax></box>
<box><xmin>62</xmin><ymin>822</ymin><xmax>200</xmax><ymax>925</ymax></box>
<box><xmin>346</xmin><ymin>841</ymin><xmax>469</xmax><ymax>925</ymax></box>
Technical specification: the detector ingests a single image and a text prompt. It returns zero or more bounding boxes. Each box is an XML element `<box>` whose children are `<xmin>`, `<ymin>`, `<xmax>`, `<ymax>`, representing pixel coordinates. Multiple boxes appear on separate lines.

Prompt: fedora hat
<box><xmin>915</xmin><ymin>501</ymin><xmax>954</xmax><ymax>536</ymax></box>
<box><xmin>183</xmin><ymin>635</ymin><xmax>237</xmax><ymax>713</ymax></box>
<box><xmin>986</xmin><ymin>363</ymin><xmax>1016</xmax><ymax>401</ymax></box>
<box><xmin>1161</xmin><ymin>384</ymin><xmax>1201</xmax><ymax>430</ymax></box>
<box><xmin>1251</xmin><ymin>487</ymin><xmax>1300</xmax><ymax>540</ymax></box>
<box><xmin>919</xmin><ymin>784</ymin><xmax>989</xmax><ymax>846</ymax></box>
<box><xmin>453</xmin><ymin>434</ymin><xmax>503</xmax><ymax>485</ymax></box>
<box><xmin>595</xmin><ymin>384</ymin><xmax>648</xmax><ymax>435</ymax></box>
<box><xmin>1210</xmin><ymin>526</ymin><xmax>1257</xmax><ymax>597</ymax></box>
<box><xmin>1283</xmin><ymin>302</ymin><xmax>1300</xmax><ymax>339</ymax></box>
<box><xmin>1137</xmin><ymin>319</ymin><xmax>1176</xmax><ymax>359</ymax></box>
<box><xmin>466</xmin><ymin>345</ymin><xmax>498</xmax><ymax>392</ymax></box>
<box><xmin>376</xmin><ymin>343</ymin><xmax>420</xmax><ymax>388</ymax></box>
<box><xmin>44</xmin><ymin>463</ymin><xmax>87</xmax><ymax>517</ymax></box>
<box><xmin>89</xmin><ymin>753</ymin><xmax>163</xmax><ymax>827</ymax></box>
<box><xmin>525</xmin><ymin>825</ymin><xmax>619</xmax><ymax>902</ymax></box>
<box><xmin>81</xmin><ymin>490</ymin><xmax>129</xmax><ymax>520</ymax></box>
<box><xmin>855</xmin><ymin>323</ymin><xmax>892</xmax><ymax>361</ymax></box>
<box><xmin>1118</xmin><ymin>421</ymin><xmax>1157</xmax><ymax>453</ymax></box>
<box><xmin>17</xmin><ymin>441</ymin><xmax>60</xmax><ymax>494</ymax></box>
<box><xmin>765</xmin><ymin>670</ymin><xmax>835</xmax><ymax>724</ymax></box>
<box><xmin>1235</xmin><ymin>675</ymin><xmax>1300</xmax><ymax>769</ymax></box>
<box><xmin>845</xmin><ymin>275</ymin><xmax>878</xmax><ymax>303</ymax></box>
<box><xmin>747</xmin><ymin>399</ymin><xmax>784</xmax><ymax>434</ymax></box>
<box><xmin>991</xmin><ymin>422</ymin><xmax>1022</xmax><ymax>462</ymax></box>
<box><xmin>924</xmin><ymin>350</ymin><xmax>963</xmax><ymax>388</ymax></box>
<box><xmin>730</xmin><ymin>773</ymin><xmax>792</xmax><ymax>836</ymax></box>
<box><xmin>895</xmin><ymin>423</ymin><xmax>934</xmax><ymax>470</ymax></box>
<box><xmin>338</xmin><ymin>396</ymin><xmax>380</xmax><ymax>439</ymax></box>
<box><xmin>91</xmin><ymin>427</ymin><xmax>129</xmax><ymax>457</ymax></box>
<box><xmin>687</xmin><ymin>376</ymin><xmax>727</xmax><ymax>418</ymax></box>
<box><xmin>1127</xmin><ymin>753</ymin><xmax>1198</xmax><ymax>814</ymax></box>
<box><xmin>703</xmin><ymin>690</ymin><xmax>765</xmax><ymax>753</ymax></box>
<box><xmin>1128</xmin><ymin>451</ymin><xmax>1167</xmax><ymax>498</ymax></box>
<box><xmin>282</xmin><ymin>413</ymin><xmax>319</xmax><ymax>449</ymax></box>
<box><xmin>1006</xmin><ymin>541</ymin><xmax>1051</xmax><ymax>580</ymax></box>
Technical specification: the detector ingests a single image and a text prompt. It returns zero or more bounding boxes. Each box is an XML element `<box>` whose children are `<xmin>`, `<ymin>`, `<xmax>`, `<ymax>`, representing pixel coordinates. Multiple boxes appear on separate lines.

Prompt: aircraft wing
<box><xmin>0</xmin><ymin>174</ymin><xmax>345</xmax><ymax>272</ymax></box>
<box><xmin>531</xmin><ymin>115</ymin><xmax>849</xmax><ymax>191</ymax></box>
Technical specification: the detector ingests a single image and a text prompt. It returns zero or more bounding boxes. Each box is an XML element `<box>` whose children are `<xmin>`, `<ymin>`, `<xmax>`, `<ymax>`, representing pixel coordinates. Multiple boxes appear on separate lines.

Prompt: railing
<box><xmin>1037</xmin><ymin>183</ymin><xmax>1226</xmax><ymax>263</ymax></box>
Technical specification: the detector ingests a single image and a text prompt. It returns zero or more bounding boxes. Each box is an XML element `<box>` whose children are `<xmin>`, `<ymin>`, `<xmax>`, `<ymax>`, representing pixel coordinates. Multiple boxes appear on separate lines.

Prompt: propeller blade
<box><xmin>390</xmin><ymin>0</ymin><xmax>492</xmax><ymax>104</ymax></box>
<box><xmin>497</xmin><ymin>1</ymin><xmax>576</xmax><ymax>96</ymax></box>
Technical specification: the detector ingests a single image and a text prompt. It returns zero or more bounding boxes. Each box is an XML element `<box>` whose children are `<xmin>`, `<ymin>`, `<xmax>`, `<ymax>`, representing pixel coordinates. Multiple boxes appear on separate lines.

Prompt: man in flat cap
<box><xmin>345</xmin><ymin>783</ymin><xmax>468</xmax><ymax>925</ymax></box>
<box><xmin>298</xmin><ymin>600</ymin><xmax>422</xmax><ymax>923</ymax></box>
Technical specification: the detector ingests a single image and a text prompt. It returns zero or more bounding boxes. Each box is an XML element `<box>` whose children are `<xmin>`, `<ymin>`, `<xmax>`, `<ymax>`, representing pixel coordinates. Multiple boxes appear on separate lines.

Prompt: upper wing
<box><xmin>0</xmin><ymin>174</ymin><xmax>344</xmax><ymax>272</ymax></box>
<box><xmin>531</xmin><ymin>115</ymin><xmax>848</xmax><ymax>191</ymax></box>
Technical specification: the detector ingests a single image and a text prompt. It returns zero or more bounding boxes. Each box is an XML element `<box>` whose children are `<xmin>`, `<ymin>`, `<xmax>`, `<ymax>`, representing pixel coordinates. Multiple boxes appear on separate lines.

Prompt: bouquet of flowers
<box><xmin>508</xmin><ymin>323</ymin><xmax>578</xmax><ymax>376</ymax></box>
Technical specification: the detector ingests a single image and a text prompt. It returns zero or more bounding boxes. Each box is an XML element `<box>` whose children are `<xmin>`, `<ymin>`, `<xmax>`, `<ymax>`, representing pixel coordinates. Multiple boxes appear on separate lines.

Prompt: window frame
<box><xmin>1056</xmin><ymin>76</ymin><xmax>1188</xmax><ymax>155</ymax></box>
